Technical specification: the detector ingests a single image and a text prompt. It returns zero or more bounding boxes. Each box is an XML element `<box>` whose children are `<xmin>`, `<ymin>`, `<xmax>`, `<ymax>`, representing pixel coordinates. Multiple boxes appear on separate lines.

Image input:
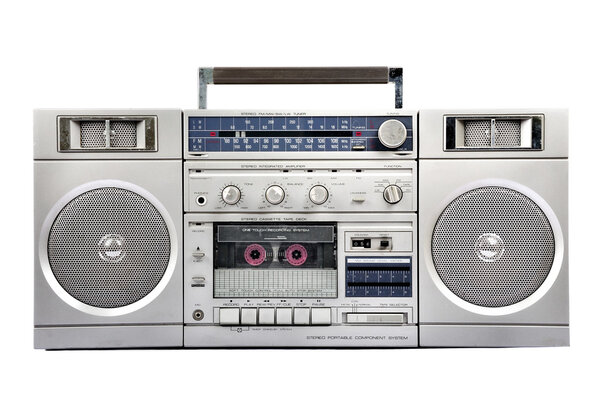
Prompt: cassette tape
<box><xmin>213</xmin><ymin>223</ymin><xmax>337</xmax><ymax>298</ymax></box>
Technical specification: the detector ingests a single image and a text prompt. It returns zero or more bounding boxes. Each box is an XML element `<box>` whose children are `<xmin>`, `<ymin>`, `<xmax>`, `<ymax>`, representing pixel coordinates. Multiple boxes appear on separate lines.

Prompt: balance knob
<box><xmin>265</xmin><ymin>185</ymin><xmax>285</xmax><ymax>205</ymax></box>
<box><xmin>309</xmin><ymin>185</ymin><xmax>329</xmax><ymax>205</ymax></box>
<box><xmin>383</xmin><ymin>185</ymin><xmax>403</xmax><ymax>204</ymax></box>
<box><xmin>221</xmin><ymin>185</ymin><xmax>241</xmax><ymax>205</ymax></box>
<box><xmin>378</xmin><ymin>119</ymin><xmax>407</xmax><ymax>148</ymax></box>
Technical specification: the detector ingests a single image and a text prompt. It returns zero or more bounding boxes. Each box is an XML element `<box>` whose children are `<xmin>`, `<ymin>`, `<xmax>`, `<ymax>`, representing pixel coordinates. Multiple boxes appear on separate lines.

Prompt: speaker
<box><xmin>418</xmin><ymin>109</ymin><xmax>569</xmax><ymax>347</ymax></box>
<box><xmin>33</xmin><ymin>109</ymin><xmax>183</xmax><ymax>349</ymax></box>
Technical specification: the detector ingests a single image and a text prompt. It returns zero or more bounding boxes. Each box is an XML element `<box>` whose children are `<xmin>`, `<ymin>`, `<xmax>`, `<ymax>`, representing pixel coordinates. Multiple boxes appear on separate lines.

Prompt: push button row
<box><xmin>219</xmin><ymin>307</ymin><xmax>331</xmax><ymax>326</ymax></box>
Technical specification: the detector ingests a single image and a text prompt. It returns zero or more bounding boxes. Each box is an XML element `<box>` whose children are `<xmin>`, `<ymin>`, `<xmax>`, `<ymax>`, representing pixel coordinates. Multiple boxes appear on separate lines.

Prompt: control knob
<box><xmin>309</xmin><ymin>185</ymin><xmax>329</xmax><ymax>205</ymax></box>
<box><xmin>221</xmin><ymin>185</ymin><xmax>241</xmax><ymax>205</ymax></box>
<box><xmin>383</xmin><ymin>185</ymin><xmax>403</xmax><ymax>204</ymax></box>
<box><xmin>378</xmin><ymin>119</ymin><xmax>407</xmax><ymax>148</ymax></box>
<box><xmin>265</xmin><ymin>185</ymin><xmax>285</xmax><ymax>205</ymax></box>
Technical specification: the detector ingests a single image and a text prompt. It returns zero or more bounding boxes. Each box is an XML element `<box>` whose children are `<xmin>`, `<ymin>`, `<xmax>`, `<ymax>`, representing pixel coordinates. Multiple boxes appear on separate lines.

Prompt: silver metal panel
<box><xmin>420</xmin><ymin>325</ymin><xmax>569</xmax><ymax>347</ymax></box>
<box><xmin>183</xmin><ymin>109</ymin><xmax>417</xmax><ymax>159</ymax></box>
<box><xmin>419</xmin><ymin>159</ymin><xmax>568</xmax><ymax>326</ymax></box>
<box><xmin>419</xmin><ymin>109</ymin><xmax>568</xmax><ymax>158</ymax></box>
<box><xmin>184</xmin><ymin>160</ymin><xmax>416</xmax><ymax>213</ymax></box>
<box><xmin>184</xmin><ymin>213</ymin><xmax>418</xmax><ymax>329</ymax></box>
<box><xmin>34</xmin><ymin>160</ymin><xmax>182</xmax><ymax>326</ymax></box>
<box><xmin>34</xmin><ymin>109</ymin><xmax>182</xmax><ymax>159</ymax></box>
<box><xmin>184</xmin><ymin>325</ymin><xmax>417</xmax><ymax>347</ymax></box>
<box><xmin>35</xmin><ymin>325</ymin><xmax>183</xmax><ymax>349</ymax></box>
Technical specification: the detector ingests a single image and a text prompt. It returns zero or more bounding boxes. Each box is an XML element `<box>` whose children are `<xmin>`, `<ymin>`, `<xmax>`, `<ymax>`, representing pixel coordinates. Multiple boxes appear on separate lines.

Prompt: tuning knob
<box><xmin>378</xmin><ymin>119</ymin><xmax>407</xmax><ymax>148</ymax></box>
<box><xmin>265</xmin><ymin>185</ymin><xmax>285</xmax><ymax>205</ymax></box>
<box><xmin>309</xmin><ymin>185</ymin><xmax>329</xmax><ymax>205</ymax></box>
<box><xmin>221</xmin><ymin>185</ymin><xmax>241</xmax><ymax>205</ymax></box>
<box><xmin>383</xmin><ymin>185</ymin><xmax>403</xmax><ymax>204</ymax></box>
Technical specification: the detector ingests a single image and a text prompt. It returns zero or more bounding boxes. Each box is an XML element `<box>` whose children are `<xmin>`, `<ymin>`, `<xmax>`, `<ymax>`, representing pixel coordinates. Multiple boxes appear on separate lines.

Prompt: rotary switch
<box><xmin>221</xmin><ymin>185</ymin><xmax>241</xmax><ymax>205</ymax></box>
<box><xmin>378</xmin><ymin>119</ymin><xmax>407</xmax><ymax>148</ymax></box>
<box><xmin>383</xmin><ymin>185</ymin><xmax>403</xmax><ymax>204</ymax></box>
<box><xmin>265</xmin><ymin>185</ymin><xmax>285</xmax><ymax>205</ymax></box>
<box><xmin>309</xmin><ymin>185</ymin><xmax>329</xmax><ymax>205</ymax></box>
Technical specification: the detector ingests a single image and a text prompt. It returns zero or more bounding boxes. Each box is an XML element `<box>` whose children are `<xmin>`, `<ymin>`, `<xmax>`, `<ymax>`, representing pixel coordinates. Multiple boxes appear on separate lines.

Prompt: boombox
<box><xmin>33</xmin><ymin>67</ymin><xmax>569</xmax><ymax>349</ymax></box>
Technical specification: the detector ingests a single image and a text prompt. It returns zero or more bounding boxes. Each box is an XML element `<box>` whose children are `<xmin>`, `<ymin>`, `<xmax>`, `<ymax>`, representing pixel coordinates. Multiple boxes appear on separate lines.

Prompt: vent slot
<box><xmin>58</xmin><ymin>116</ymin><xmax>157</xmax><ymax>152</ymax></box>
<box><xmin>445</xmin><ymin>115</ymin><xmax>543</xmax><ymax>151</ymax></box>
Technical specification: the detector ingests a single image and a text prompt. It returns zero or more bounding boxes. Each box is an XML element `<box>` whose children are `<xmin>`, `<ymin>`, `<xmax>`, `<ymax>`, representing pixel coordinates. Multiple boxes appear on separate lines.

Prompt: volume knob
<box><xmin>265</xmin><ymin>185</ymin><xmax>285</xmax><ymax>205</ymax></box>
<box><xmin>221</xmin><ymin>185</ymin><xmax>241</xmax><ymax>205</ymax></box>
<box><xmin>309</xmin><ymin>185</ymin><xmax>329</xmax><ymax>205</ymax></box>
<box><xmin>383</xmin><ymin>185</ymin><xmax>403</xmax><ymax>204</ymax></box>
<box><xmin>378</xmin><ymin>119</ymin><xmax>407</xmax><ymax>148</ymax></box>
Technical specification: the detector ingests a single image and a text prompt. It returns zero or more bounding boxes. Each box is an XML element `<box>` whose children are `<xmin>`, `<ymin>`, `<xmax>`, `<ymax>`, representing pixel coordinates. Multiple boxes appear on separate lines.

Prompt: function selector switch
<box><xmin>383</xmin><ymin>185</ymin><xmax>403</xmax><ymax>204</ymax></box>
<box><xmin>309</xmin><ymin>185</ymin><xmax>329</xmax><ymax>205</ymax></box>
<box><xmin>221</xmin><ymin>185</ymin><xmax>241</xmax><ymax>205</ymax></box>
<box><xmin>378</xmin><ymin>119</ymin><xmax>407</xmax><ymax>148</ymax></box>
<box><xmin>265</xmin><ymin>185</ymin><xmax>285</xmax><ymax>205</ymax></box>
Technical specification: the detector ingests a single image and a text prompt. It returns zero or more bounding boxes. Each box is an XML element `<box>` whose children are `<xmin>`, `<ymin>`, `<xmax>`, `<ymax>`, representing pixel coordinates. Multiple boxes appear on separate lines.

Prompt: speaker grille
<box><xmin>47</xmin><ymin>187</ymin><xmax>171</xmax><ymax>308</ymax></box>
<box><xmin>80</xmin><ymin>121</ymin><xmax>106</xmax><ymax>148</ymax></box>
<box><xmin>110</xmin><ymin>121</ymin><xmax>137</xmax><ymax>148</ymax></box>
<box><xmin>464</xmin><ymin>120</ymin><xmax>491</xmax><ymax>147</ymax></box>
<box><xmin>431</xmin><ymin>186</ymin><xmax>555</xmax><ymax>308</ymax></box>
<box><xmin>495</xmin><ymin>120</ymin><xmax>521</xmax><ymax>146</ymax></box>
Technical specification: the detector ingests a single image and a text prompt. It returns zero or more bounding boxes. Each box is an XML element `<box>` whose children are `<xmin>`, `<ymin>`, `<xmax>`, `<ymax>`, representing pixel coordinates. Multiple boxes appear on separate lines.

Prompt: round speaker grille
<box><xmin>47</xmin><ymin>187</ymin><xmax>171</xmax><ymax>308</ymax></box>
<box><xmin>432</xmin><ymin>186</ymin><xmax>555</xmax><ymax>308</ymax></box>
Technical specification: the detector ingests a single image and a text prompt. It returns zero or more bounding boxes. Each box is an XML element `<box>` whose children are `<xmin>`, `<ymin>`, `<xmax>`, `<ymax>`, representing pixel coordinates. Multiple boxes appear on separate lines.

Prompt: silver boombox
<box><xmin>33</xmin><ymin>67</ymin><xmax>569</xmax><ymax>348</ymax></box>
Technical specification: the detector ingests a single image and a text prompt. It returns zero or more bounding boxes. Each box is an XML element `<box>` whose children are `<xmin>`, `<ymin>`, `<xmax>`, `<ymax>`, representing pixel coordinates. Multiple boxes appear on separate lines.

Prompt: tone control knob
<box><xmin>383</xmin><ymin>185</ymin><xmax>403</xmax><ymax>204</ymax></box>
<box><xmin>221</xmin><ymin>185</ymin><xmax>241</xmax><ymax>205</ymax></box>
<box><xmin>309</xmin><ymin>185</ymin><xmax>329</xmax><ymax>205</ymax></box>
<box><xmin>378</xmin><ymin>119</ymin><xmax>407</xmax><ymax>148</ymax></box>
<box><xmin>265</xmin><ymin>185</ymin><xmax>285</xmax><ymax>205</ymax></box>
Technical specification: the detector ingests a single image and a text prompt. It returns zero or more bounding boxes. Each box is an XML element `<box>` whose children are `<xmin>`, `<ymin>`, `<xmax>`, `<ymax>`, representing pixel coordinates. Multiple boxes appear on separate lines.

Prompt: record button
<box><xmin>258</xmin><ymin>308</ymin><xmax>276</xmax><ymax>325</ymax></box>
<box><xmin>219</xmin><ymin>308</ymin><xmax>240</xmax><ymax>325</ymax></box>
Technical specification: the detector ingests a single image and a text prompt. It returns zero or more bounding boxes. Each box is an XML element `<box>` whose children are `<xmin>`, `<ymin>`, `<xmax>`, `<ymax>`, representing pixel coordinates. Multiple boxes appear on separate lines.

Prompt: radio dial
<box><xmin>221</xmin><ymin>185</ymin><xmax>241</xmax><ymax>205</ymax></box>
<box><xmin>383</xmin><ymin>185</ymin><xmax>403</xmax><ymax>204</ymax></box>
<box><xmin>265</xmin><ymin>185</ymin><xmax>285</xmax><ymax>205</ymax></box>
<box><xmin>309</xmin><ymin>185</ymin><xmax>329</xmax><ymax>205</ymax></box>
<box><xmin>378</xmin><ymin>119</ymin><xmax>407</xmax><ymax>148</ymax></box>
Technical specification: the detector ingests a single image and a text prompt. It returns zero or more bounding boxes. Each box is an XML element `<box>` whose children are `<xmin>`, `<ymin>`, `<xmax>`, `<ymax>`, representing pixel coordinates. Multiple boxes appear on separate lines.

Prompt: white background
<box><xmin>1</xmin><ymin>1</ymin><xmax>598</xmax><ymax>397</ymax></box>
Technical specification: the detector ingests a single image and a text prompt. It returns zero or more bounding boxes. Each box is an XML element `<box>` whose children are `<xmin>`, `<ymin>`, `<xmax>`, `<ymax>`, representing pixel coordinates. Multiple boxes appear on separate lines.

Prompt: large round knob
<box><xmin>221</xmin><ymin>185</ymin><xmax>241</xmax><ymax>205</ymax></box>
<box><xmin>265</xmin><ymin>185</ymin><xmax>285</xmax><ymax>205</ymax></box>
<box><xmin>383</xmin><ymin>185</ymin><xmax>403</xmax><ymax>204</ymax></box>
<box><xmin>309</xmin><ymin>185</ymin><xmax>329</xmax><ymax>205</ymax></box>
<box><xmin>378</xmin><ymin>119</ymin><xmax>407</xmax><ymax>148</ymax></box>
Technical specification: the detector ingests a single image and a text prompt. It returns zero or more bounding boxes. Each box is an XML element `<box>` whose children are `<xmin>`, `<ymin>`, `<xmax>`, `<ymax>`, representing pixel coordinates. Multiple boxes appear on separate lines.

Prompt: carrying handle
<box><xmin>198</xmin><ymin>67</ymin><xmax>403</xmax><ymax>109</ymax></box>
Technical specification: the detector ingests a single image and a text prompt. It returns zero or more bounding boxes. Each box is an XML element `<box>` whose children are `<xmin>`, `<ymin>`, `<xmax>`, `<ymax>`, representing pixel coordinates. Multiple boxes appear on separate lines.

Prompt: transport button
<box><xmin>241</xmin><ymin>308</ymin><xmax>257</xmax><ymax>325</ymax></box>
<box><xmin>293</xmin><ymin>307</ymin><xmax>310</xmax><ymax>325</ymax></box>
<box><xmin>258</xmin><ymin>308</ymin><xmax>276</xmax><ymax>325</ymax></box>
<box><xmin>311</xmin><ymin>308</ymin><xmax>331</xmax><ymax>325</ymax></box>
<box><xmin>219</xmin><ymin>308</ymin><xmax>240</xmax><ymax>325</ymax></box>
<box><xmin>276</xmin><ymin>308</ymin><xmax>293</xmax><ymax>325</ymax></box>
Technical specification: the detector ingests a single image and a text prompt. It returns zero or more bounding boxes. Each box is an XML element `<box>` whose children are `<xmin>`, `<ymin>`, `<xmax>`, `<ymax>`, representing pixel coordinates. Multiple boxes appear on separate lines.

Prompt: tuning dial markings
<box><xmin>309</xmin><ymin>185</ymin><xmax>329</xmax><ymax>205</ymax></box>
<box><xmin>221</xmin><ymin>185</ymin><xmax>242</xmax><ymax>205</ymax></box>
<box><xmin>378</xmin><ymin>119</ymin><xmax>407</xmax><ymax>148</ymax></box>
<box><xmin>383</xmin><ymin>185</ymin><xmax>403</xmax><ymax>204</ymax></box>
<box><xmin>265</xmin><ymin>185</ymin><xmax>285</xmax><ymax>205</ymax></box>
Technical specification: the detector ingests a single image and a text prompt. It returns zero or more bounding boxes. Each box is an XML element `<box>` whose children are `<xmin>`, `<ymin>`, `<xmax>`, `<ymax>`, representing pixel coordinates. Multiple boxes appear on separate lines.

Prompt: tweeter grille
<box><xmin>495</xmin><ymin>120</ymin><xmax>521</xmax><ymax>147</ymax></box>
<box><xmin>47</xmin><ymin>187</ymin><xmax>171</xmax><ymax>308</ymax></box>
<box><xmin>110</xmin><ymin>121</ymin><xmax>138</xmax><ymax>148</ymax></box>
<box><xmin>80</xmin><ymin>121</ymin><xmax>107</xmax><ymax>148</ymax></box>
<box><xmin>431</xmin><ymin>186</ymin><xmax>555</xmax><ymax>308</ymax></box>
<box><xmin>464</xmin><ymin>120</ymin><xmax>492</xmax><ymax>147</ymax></box>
